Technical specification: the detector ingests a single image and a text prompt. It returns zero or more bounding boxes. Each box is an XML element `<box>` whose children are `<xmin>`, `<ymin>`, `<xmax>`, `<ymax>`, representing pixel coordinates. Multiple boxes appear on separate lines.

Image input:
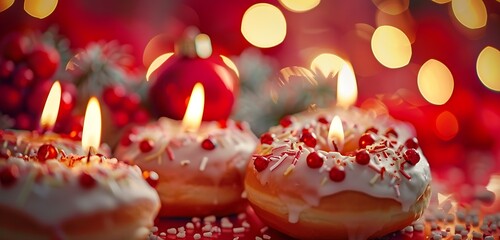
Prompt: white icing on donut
<box><xmin>250</xmin><ymin>107</ymin><xmax>432</xmax><ymax>237</ymax></box>
<box><xmin>115</xmin><ymin>118</ymin><xmax>257</xmax><ymax>202</ymax></box>
<box><xmin>0</xmin><ymin>155</ymin><xmax>160</xmax><ymax>226</ymax></box>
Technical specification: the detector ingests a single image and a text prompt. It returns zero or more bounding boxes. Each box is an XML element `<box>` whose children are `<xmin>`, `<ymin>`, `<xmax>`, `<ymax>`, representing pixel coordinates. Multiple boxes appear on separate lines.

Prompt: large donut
<box><xmin>245</xmin><ymin>108</ymin><xmax>432</xmax><ymax>239</ymax></box>
<box><xmin>0</xmin><ymin>146</ymin><xmax>160</xmax><ymax>240</ymax></box>
<box><xmin>115</xmin><ymin>117</ymin><xmax>258</xmax><ymax>217</ymax></box>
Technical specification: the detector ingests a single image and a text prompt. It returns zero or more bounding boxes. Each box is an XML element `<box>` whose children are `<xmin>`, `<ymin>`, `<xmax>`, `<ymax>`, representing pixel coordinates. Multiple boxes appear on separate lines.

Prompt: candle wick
<box><xmin>86</xmin><ymin>146</ymin><xmax>95</xmax><ymax>164</ymax></box>
<box><xmin>331</xmin><ymin>140</ymin><xmax>339</xmax><ymax>152</ymax></box>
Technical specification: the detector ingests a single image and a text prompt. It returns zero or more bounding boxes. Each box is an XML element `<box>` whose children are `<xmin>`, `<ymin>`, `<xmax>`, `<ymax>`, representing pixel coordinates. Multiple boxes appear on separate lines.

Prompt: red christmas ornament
<box><xmin>27</xmin><ymin>45</ymin><xmax>60</xmax><ymax>79</ymax></box>
<box><xmin>149</xmin><ymin>32</ymin><xmax>238</xmax><ymax>121</ymax></box>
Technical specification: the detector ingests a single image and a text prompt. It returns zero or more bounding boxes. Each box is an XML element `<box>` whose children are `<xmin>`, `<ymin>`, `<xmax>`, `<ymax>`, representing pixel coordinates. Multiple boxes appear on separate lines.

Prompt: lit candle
<box><xmin>328</xmin><ymin>115</ymin><xmax>344</xmax><ymax>152</ymax></box>
<box><xmin>39</xmin><ymin>81</ymin><xmax>61</xmax><ymax>132</ymax></box>
<box><xmin>81</xmin><ymin>97</ymin><xmax>102</xmax><ymax>154</ymax></box>
<box><xmin>114</xmin><ymin>82</ymin><xmax>258</xmax><ymax>217</ymax></box>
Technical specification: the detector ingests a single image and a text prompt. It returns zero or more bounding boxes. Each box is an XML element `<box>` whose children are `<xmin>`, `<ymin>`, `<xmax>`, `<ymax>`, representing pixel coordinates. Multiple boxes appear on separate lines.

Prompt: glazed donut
<box><xmin>245</xmin><ymin>108</ymin><xmax>432</xmax><ymax>239</ymax></box>
<box><xmin>115</xmin><ymin>117</ymin><xmax>258</xmax><ymax>217</ymax></box>
<box><xmin>0</xmin><ymin>145</ymin><xmax>160</xmax><ymax>240</ymax></box>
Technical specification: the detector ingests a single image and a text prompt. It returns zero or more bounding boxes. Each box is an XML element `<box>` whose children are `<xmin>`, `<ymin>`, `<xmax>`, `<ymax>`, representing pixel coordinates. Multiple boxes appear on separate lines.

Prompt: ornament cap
<box><xmin>174</xmin><ymin>27</ymin><xmax>212</xmax><ymax>59</ymax></box>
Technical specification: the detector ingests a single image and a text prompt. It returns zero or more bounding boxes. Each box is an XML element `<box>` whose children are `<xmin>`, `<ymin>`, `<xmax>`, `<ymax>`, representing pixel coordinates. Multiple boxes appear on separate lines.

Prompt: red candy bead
<box><xmin>404</xmin><ymin>149</ymin><xmax>420</xmax><ymax>165</ymax></box>
<box><xmin>139</xmin><ymin>139</ymin><xmax>154</xmax><ymax>153</ymax></box>
<box><xmin>405</xmin><ymin>138</ymin><xmax>419</xmax><ymax>149</ymax></box>
<box><xmin>365</xmin><ymin>127</ymin><xmax>378</xmax><ymax>134</ymax></box>
<box><xmin>355</xmin><ymin>149</ymin><xmax>371</xmax><ymax>165</ymax></box>
<box><xmin>359</xmin><ymin>133</ymin><xmax>376</xmax><ymax>149</ymax></box>
<box><xmin>143</xmin><ymin>171</ymin><xmax>159</xmax><ymax>188</ymax></box>
<box><xmin>0</xmin><ymin>165</ymin><xmax>20</xmax><ymax>187</ymax></box>
<box><xmin>120</xmin><ymin>134</ymin><xmax>133</xmax><ymax>146</ymax></box>
<box><xmin>37</xmin><ymin>144</ymin><xmax>58</xmax><ymax>162</ymax></box>
<box><xmin>253</xmin><ymin>156</ymin><xmax>269</xmax><ymax>172</ymax></box>
<box><xmin>260</xmin><ymin>133</ymin><xmax>274</xmax><ymax>145</ymax></box>
<box><xmin>300</xmin><ymin>131</ymin><xmax>317</xmax><ymax>148</ymax></box>
<box><xmin>306</xmin><ymin>152</ymin><xmax>324</xmax><ymax>168</ymax></box>
<box><xmin>329</xmin><ymin>166</ymin><xmax>346</xmax><ymax>182</ymax></box>
<box><xmin>385</xmin><ymin>128</ymin><xmax>398</xmax><ymax>138</ymax></box>
<box><xmin>79</xmin><ymin>172</ymin><xmax>96</xmax><ymax>189</ymax></box>
<box><xmin>279</xmin><ymin>116</ymin><xmax>293</xmax><ymax>128</ymax></box>
<box><xmin>201</xmin><ymin>138</ymin><xmax>216</xmax><ymax>150</ymax></box>
<box><xmin>317</xmin><ymin>116</ymin><xmax>329</xmax><ymax>124</ymax></box>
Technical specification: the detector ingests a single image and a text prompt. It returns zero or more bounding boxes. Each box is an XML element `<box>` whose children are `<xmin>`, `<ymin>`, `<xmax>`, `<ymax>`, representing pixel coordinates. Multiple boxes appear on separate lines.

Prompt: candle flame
<box><xmin>82</xmin><ymin>97</ymin><xmax>102</xmax><ymax>153</ymax></box>
<box><xmin>328</xmin><ymin>115</ymin><xmax>344</xmax><ymax>149</ymax></box>
<box><xmin>40</xmin><ymin>81</ymin><xmax>61</xmax><ymax>129</ymax></box>
<box><xmin>182</xmin><ymin>83</ymin><xmax>205</xmax><ymax>132</ymax></box>
<box><xmin>337</xmin><ymin>63</ymin><xmax>358</xmax><ymax>108</ymax></box>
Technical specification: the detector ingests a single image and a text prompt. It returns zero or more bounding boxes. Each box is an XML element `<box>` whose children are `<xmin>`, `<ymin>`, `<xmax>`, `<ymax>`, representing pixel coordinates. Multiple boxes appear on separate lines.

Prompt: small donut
<box><xmin>245</xmin><ymin>108</ymin><xmax>432</xmax><ymax>239</ymax></box>
<box><xmin>0</xmin><ymin>145</ymin><xmax>160</xmax><ymax>240</ymax></box>
<box><xmin>115</xmin><ymin>117</ymin><xmax>258</xmax><ymax>217</ymax></box>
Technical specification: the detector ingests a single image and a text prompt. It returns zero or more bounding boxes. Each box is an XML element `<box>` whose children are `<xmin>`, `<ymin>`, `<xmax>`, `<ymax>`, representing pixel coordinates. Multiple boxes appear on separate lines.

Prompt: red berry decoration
<box><xmin>79</xmin><ymin>172</ymin><xmax>97</xmax><ymax>189</ymax></box>
<box><xmin>37</xmin><ymin>144</ymin><xmax>58</xmax><ymax>162</ymax></box>
<box><xmin>279</xmin><ymin>116</ymin><xmax>293</xmax><ymax>128</ymax></box>
<box><xmin>385</xmin><ymin>128</ymin><xmax>398</xmax><ymax>138</ymax></box>
<box><xmin>0</xmin><ymin>59</ymin><xmax>14</xmax><ymax>78</ymax></box>
<box><xmin>0</xmin><ymin>84</ymin><xmax>22</xmax><ymax>114</ymax></box>
<box><xmin>404</xmin><ymin>149</ymin><xmax>420</xmax><ymax>165</ymax></box>
<box><xmin>143</xmin><ymin>171</ymin><xmax>159</xmax><ymax>188</ymax></box>
<box><xmin>359</xmin><ymin>133</ymin><xmax>376</xmax><ymax>149</ymax></box>
<box><xmin>355</xmin><ymin>149</ymin><xmax>371</xmax><ymax>165</ymax></box>
<box><xmin>329</xmin><ymin>166</ymin><xmax>346</xmax><ymax>182</ymax></box>
<box><xmin>405</xmin><ymin>138</ymin><xmax>419</xmax><ymax>149</ymax></box>
<box><xmin>149</xmin><ymin>32</ymin><xmax>237</xmax><ymax>121</ymax></box>
<box><xmin>300</xmin><ymin>131</ymin><xmax>317</xmax><ymax>148</ymax></box>
<box><xmin>306</xmin><ymin>152</ymin><xmax>324</xmax><ymax>168</ymax></box>
<box><xmin>27</xmin><ymin>45</ymin><xmax>60</xmax><ymax>79</ymax></box>
<box><xmin>365</xmin><ymin>127</ymin><xmax>378</xmax><ymax>134</ymax></box>
<box><xmin>253</xmin><ymin>156</ymin><xmax>269</xmax><ymax>172</ymax></box>
<box><xmin>139</xmin><ymin>139</ymin><xmax>154</xmax><ymax>153</ymax></box>
<box><xmin>317</xmin><ymin>116</ymin><xmax>329</xmax><ymax>124</ymax></box>
<box><xmin>12</xmin><ymin>66</ymin><xmax>34</xmax><ymax>88</ymax></box>
<box><xmin>0</xmin><ymin>165</ymin><xmax>20</xmax><ymax>187</ymax></box>
<box><xmin>260</xmin><ymin>133</ymin><xmax>274</xmax><ymax>145</ymax></box>
<box><xmin>102</xmin><ymin>85</ymin><xmax>126</xmax><ymax>108</ymax></box>
<box><xmin>1</xmin><ymin>33</ymin><xmax>30</xmax><ymax>62</ymax></box>
<box><xmin>201</xmin><ymin>138</ymin><xmax>216</xmax><ymax>150</ymax></box>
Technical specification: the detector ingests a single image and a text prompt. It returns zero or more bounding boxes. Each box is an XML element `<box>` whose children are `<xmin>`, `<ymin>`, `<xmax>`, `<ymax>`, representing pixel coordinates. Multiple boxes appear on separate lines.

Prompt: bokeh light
<box><xmin>418</xmin><ymin>59</ymin><xmax>454</xmax><ymax>105</ymax></box>
<box><xmin>221</xmin><ymin>55</ymin><xmax>239</xmax><ymax>78</ymax></box>
<box><xmin>241</xmin><ymin>3</ymin><xmax>287</xmax><ymax>48</ymax></box>
<box><xmin>432</xmin><ymin>0</ymin><xmax>451</xmax><ymax>4</ymax></box>
<box><xmin>451</xmin><ymin>0</ymin><xmax>487</xmax><ymax>29</ymax></box>
<box><xmin>372</xmin><ymin>0</ymin><xmax>409</xmax><ymax>15</ymax></box>
<box><xmin>310</xmin><ymin>53</ymin><xmax>345</xmax><ymax>78</ymax></box>
<box><xmin>371</xmin><ymin>25</ymin><xmax>412</xmax><ymax>68</ymax></box>
<box><xmin>195</xmin><ymin>34</ymin><xmax>212</xmax><ymax>59</ymax></box>
<box><xmin>476</xmin><ymin>46</ymin><xmax>500</xmax><ymax>91</ymax></box>
<box><xmin>435</xmin><ymin>110</ymin><xmax>459</xmax><ymax>141</ymax></box>
<box><xmin>24</xmin><ymin>0</ymin><xmax>58</xmax><ymax>19</ymax></box>
<box><xmin>0</xmin><ymin>0</ymin><xmax>14</xmax><ymax>12</ymax></box>
<box><xmin>278</xmin><ymin>0</ymin><xmax>321</xmax><ymax>13</ymax></box>
<box><xmin>146</xmin><ymin>52</ymin><xmax>174</xmax><ymax>81</ymax></box>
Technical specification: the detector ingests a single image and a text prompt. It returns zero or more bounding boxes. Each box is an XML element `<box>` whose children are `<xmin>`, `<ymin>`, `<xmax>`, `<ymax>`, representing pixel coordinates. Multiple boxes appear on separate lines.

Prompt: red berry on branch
<box><xmin>0</xmin><ymin>165</ymin><xmax>20</xmax><ymax>188</ymax></box>
<box><xmin>102</xmin><ymin>85</ymin><xmax>126</xmax><ymax>108</ymax></box>
<box><xmin>132</xmin><ymin>108</ymin><xmax>150</xmax><ymax>125</ymax></box>
<box><xmin>0</xmin><ymin>84</ymin><xmax>22</xmax><ymax>114</ymax></box>
<box><xmin>306</xmin><ymin>152</ymin><xmax>324</xmax><ymax>168</ymax></box>
<box><xmin>253</xmin><ymin>156</ymin><xmax>269</xmax><ymax>172</ymax></box>
<box><xmin>37</xmin><ymin>144</ymin><xmax>58</xmax><ymax>162</ymax></box>
<box><xmin>120</xmin><ymin>93</ymin><xmax>140</xmax><ymax>112</ymax></box>
<box><xmin>329</xmin><ymin>166</ymin><xmax>346</xmax><ymax>182</ymax></box>
<box><xmin>359</xmin><ymin>133</ymin><xmax>376</xmax><ymax>149</ymax></box>
<box><xmin>139</xmin><ymin>139</ymin><xmax>154</xmax><ymax>153</ymax></box>
<box><xmin>113</xmin><ymin>110</ymin><xmax>130</xmax><ymax>127</ymax></box>
<box><xmin>279</xmin><ymin>116</ymin><xmax>293</xmax><ymax>128</ymax></box>
<box><xmin>355</xmin><ymin>149</ymin><xmax>371</xmax><ymax>165</ymax></box>
<box><xmin>79</xmin><ymin>172</ymin><xmax>97</xmax><ymax>189</ymax></box>
<box><xmin>300</xmin><ymin>131</ymin><xmax>317</xmax><ymax>148</ymax></box>
<box><xmin>260</xmin><ymin>133</ymin><xmax>274</xmax><ymax>145</ymax></box>
<box><xmin>404</xmin><ymin>149</ymin><xmax>420</xmax><ymax>165</ymax></box>
<box><xmin>404</xmin><ymin>138</ymin><xmax>419</xmax><ymax>149</ymax></box>
<box><xmin>12</xmin><ymin>66</ymin><xmax>34</xmax><ymax>88</ymax></box>
<box><xmin>201</xmin><ymin>138</ymin><xmax>216</xmax><ymax>150</ymax></box>
<box><xmin>1</xmin><ymin>34</ymin><xmax>30</xmax><ymax>62</ymax></box>
<box><xmin>0</xmin><ymin>59</ymin><xmax>14</xmax><ymax>78</ymax></box>
<box><xmin>27</xmin><ymin>45</ymin><xmax>60</xmax><ymax>79</ymax></box>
